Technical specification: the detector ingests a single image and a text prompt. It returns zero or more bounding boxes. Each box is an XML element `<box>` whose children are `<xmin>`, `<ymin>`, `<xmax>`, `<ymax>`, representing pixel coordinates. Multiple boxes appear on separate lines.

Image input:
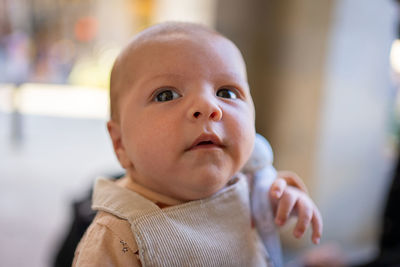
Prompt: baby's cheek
<box><xmin>240</xmin><ymin>131</ymin><xmax>255</xmax><ymax>169</ymax></box>
<box><xmin>229</xmin><ymin>118</ymin><xmax>255</xmax><ymax>169</ymax></box>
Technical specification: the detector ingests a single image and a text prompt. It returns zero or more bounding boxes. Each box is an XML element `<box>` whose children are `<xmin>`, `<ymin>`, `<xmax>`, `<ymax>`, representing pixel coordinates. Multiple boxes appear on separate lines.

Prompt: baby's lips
<box><xmin>187</xmin><ymin>132</ymin><xmax>223</xmax><ymax>150</ymax></box>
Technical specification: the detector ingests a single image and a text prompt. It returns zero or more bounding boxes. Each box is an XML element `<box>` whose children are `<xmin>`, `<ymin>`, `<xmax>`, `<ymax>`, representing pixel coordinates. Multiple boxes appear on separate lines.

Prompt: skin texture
<box><xmin>107</xmin><ymin>22</ymin><xmax>322</xmax><ymax>244</ymax></box>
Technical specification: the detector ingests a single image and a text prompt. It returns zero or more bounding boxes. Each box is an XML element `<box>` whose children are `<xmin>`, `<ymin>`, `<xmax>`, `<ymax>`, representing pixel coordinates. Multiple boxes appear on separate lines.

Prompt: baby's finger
<box><xmin>275</xmin><ymin>189</ymin><xmax>296</xmax><ymax>226</ymax></box>
<box><xmin>293</xmin><ymin>198</ymin><xmax>313</xmax><ymax>239</ymax></box>
<box><xmin>311</xmin><ymin>208</ymin><xmax>323</xmax><ymax>244</ymax></box>
<box><xmin>270</xmin><ymin>178</ymin><xmax>287</xmax><ymax>199</ymax></box>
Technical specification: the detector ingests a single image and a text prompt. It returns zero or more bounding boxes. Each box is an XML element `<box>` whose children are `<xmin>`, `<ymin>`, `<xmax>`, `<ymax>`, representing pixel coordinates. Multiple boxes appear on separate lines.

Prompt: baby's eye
<box><xmin>154</xmin><ymin>89</ymin><xmax>181</xmax><ymax>102</ymax></box>
<box><xmin>216</xmin><ymin>88</ymin><xmax>238</xmax><ymax>99</ymax></box>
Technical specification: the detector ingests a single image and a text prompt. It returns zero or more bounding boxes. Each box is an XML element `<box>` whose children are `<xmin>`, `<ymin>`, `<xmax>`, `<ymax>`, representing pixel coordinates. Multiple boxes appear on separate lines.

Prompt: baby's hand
<box><xmin>270</xmin><ymin>172</ymin><xmax>322</xmax><ymax>245</ymax></box>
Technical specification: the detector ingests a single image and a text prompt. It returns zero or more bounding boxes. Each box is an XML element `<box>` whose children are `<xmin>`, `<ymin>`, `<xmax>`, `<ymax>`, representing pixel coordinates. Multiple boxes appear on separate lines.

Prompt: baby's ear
<box><xmin>107</xmin><ymin>120</ymin><xmax>132</xmax><ymax>169</ymax></box>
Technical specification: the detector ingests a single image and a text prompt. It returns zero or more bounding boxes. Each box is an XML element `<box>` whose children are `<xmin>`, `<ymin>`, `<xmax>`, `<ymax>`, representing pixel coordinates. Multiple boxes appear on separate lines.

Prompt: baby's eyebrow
<box><xmin>214</xmin><ymin>72</ymin><xmax>247</xmax><ymax>83</ymax></box>
<box><xmin>149</xmin><ymin>73</ymin><xmax>185</xmax><ymax>80</ymax></box>
<box><xmin>129</xmin><ymin>74</ymin><xmax>182</xmax><ymax>94</ymax></box>
<box><xmin>136</xmin><ymin>72</ymin><xmax>247</xmax><ymax>90</ymax></box>
<box><xmin>137</xmin><ymin>73</ymin><xmax>185</xmax><ymax>87</ymax></box>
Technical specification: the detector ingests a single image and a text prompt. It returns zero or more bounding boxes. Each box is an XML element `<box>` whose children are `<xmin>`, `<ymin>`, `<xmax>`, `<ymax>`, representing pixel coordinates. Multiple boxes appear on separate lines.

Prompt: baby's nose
<box><xmin>188</xmin><ymin>97</ymin><xmax>222</xmax><ymax>122</ymax></box>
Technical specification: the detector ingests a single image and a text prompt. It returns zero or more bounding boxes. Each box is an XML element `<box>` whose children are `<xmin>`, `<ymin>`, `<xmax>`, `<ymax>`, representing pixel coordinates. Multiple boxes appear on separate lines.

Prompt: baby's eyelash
<box><xmin>216</xmin><ymin>88</ymin><xmax>237</xmax><ymax>99</ymax></box>
<box><xmin>216</xmin><ymin>86</ymin><xmax>243</xmax><ymax>100</ymax></box>
<box><xmin>151</xmin><ymin>87</ymin><xmax>181</xmax><ymax>102</ymax></box>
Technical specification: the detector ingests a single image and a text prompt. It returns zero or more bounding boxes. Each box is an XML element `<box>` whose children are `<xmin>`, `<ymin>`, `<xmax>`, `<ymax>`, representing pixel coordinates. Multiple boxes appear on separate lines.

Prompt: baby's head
<box><xmin>107</xmin><ymin>22</ymin><xmax>256</xmax><ymax>201</ymax></box>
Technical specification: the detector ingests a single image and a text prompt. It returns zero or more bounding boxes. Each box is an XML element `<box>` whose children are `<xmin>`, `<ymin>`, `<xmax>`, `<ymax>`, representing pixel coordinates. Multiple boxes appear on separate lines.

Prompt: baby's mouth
<box><xmin>187</xmin><ymin>133</ymin><xmax>224</xmax><ymax>151</ymax></box>
<box><xmin>196</xmin><ymin>140</ymin><xmax>215</xmax><ymax>146</ymax></box>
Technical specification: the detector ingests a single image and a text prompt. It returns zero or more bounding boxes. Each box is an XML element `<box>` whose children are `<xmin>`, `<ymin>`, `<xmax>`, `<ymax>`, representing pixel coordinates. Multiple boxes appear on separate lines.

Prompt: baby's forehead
<box><xmin>123</xmin><ymin>31</ymin><xmax>245</xmax><ymax>72</ymax></box>
<box><xmin>129</xmin><ymin>36</ymin><xmax>245</xmax><ymax>82</ymax></box>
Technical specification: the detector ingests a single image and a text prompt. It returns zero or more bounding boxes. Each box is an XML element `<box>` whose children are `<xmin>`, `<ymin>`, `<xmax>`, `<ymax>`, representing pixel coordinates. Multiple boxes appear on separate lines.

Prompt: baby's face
<box><xmin>116</xmin><ymin>33</ymin><xmax>255</xmax><ymax>201</ymax></box>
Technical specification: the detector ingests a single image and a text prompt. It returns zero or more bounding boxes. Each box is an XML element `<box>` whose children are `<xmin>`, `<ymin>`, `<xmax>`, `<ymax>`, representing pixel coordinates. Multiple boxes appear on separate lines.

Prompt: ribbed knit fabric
<box><xmin>93</xmin><ymin>176</ymin><xmax>271</xmax><ymax>267</ymax></box>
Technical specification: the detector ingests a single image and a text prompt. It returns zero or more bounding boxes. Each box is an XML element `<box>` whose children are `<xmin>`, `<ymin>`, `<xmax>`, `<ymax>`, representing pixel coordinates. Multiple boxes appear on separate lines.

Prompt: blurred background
<box><xmin>1</xmin><ymin>0</ymin><xmax>399</xmax><ymax>266</ymax></box>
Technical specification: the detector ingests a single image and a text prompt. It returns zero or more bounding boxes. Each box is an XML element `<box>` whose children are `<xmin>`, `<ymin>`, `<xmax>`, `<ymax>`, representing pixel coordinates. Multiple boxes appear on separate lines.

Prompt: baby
<box><xmin>73</xmin><ymin>22</ymin><xmax>322</xmax><ymax>267</ymax></box>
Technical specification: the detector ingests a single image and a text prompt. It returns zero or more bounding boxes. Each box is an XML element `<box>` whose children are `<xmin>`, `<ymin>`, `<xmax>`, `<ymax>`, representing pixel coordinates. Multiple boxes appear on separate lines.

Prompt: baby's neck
<box><xmin>117</xmin><ymin>176</ymin><xmax>184</xmax><ymax>207</ymax></box>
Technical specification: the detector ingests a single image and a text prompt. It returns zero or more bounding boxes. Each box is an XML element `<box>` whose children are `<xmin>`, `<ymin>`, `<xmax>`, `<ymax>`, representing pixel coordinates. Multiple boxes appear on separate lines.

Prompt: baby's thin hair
<box><xmin>133</xmin><ymin>21</ymin><xmax>220</xmax><ymax>43</ymax></box>
<box><xmin>109</xmin><ymin>22</ymin><xmax>221</xmax><ymax>122</ymax></box>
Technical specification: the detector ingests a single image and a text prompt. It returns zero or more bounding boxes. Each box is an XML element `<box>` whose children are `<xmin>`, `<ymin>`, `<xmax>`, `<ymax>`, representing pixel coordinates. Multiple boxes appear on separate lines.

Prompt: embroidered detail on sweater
<box><xmin>120</xmin><ymin>240</ymin><xmax>129</xmax><ymax>253</ymax></box>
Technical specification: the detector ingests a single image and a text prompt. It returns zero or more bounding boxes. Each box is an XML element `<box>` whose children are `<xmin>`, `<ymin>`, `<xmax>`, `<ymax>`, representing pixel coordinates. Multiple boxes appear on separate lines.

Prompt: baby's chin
<box><xmin>173</xmin><ymin>174</ymin><xmax>240</xmax><ymax>202</ymax></box>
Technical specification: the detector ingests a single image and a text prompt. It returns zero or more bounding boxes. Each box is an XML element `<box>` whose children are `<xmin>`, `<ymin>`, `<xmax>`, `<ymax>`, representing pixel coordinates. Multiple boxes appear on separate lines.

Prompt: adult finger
<box><xmin>277</xmin><ymin>170</ymin><xmax>308</xmax><ymax>193</ymax></box>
